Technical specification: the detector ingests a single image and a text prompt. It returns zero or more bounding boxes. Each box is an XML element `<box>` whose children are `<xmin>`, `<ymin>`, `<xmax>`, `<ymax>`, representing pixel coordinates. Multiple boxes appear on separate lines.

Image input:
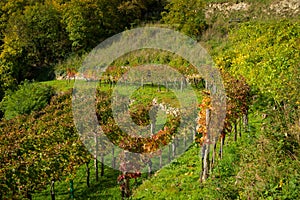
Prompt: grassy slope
<box><xmin>132</xmin><ymin>112</ymin><xmax>300</xmax><ymax>200</ymax></box>
<box><xmin>40</xmin><ymin>80</ymin><xmax>75</xmax><ymax>92</ymax></box>
<box><xmin>33</xmin><ymin>110</ymin><xmax>299</xmax><ymax>199</ymax></box>
<box><xmin>33</xmin><ymin>163</ymin><xmax>121</xmax><ymax>200</ymax></box>
<box><xmin>32</xmin><ymin>125</ymin><xmax>258</xmax><ymax>200</ymax></box>
<box><xmin>132</xmin><ymin>118</ymin><xmax>258</xmax><ymax>200</ymax></box>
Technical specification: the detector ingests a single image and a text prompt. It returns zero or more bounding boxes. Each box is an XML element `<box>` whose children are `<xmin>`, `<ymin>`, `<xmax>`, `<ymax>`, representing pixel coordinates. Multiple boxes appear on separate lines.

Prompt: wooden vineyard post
<box><xmin>199</xmin><ymin>80</ymin><xmax>215</xmax><ymax>182</ymax></box>
<box><xmin>180</xmin><ymin>77</ymin><xmax>184</xmax><ymax>92</ymax></box>
<box><xmin>184</xmin><ymin>131</ymin><xmax>187</xmax><ymax>149</ymax></box>
<box><xmin>234</xmin><ymin>120</ymin><xmax>237</xmax><ymax>142</ymax></box>
<box><xmin>201</xmin><ymin>108</ymin><xmax>211</xmax><ymax>182</ymax></box>
<box><xmin>165</xmin><ymin>81</ymin><xmax>168</xmax><ymax>91</ymax></box>
<box><xmin>243</xmin><ymin>109</ymin><xmax>249</xmax><ymax>132</ymax></box>
<box><xmin>118</xmin><ymin>152</ymin><xmax>131</xmax><ymax>199</ymax></box>
<box><xmin>150</xmin><ymin>101</ymin><xmax>158</xmax><ymax>135</ymax></box>
<box><xmin>119</xmin><ymin>173</ymin><xmax>130</xmax><ymax>200</ymax></box>
<box><xmin>50</xmin><ymin>179</ymin><xmax>55</xmax><ymax>200</ymax></box>
<box><xmin>70</xmin><ymin>180</ymin><xmax>74</xmax><ymax>199</ymax></box>
<box><xmin>172</xmin><ymin>139</ymin><xmax>176</xmax><ymax>158</ymax></box>
<box><xmin>159</xmin><ymin>151</ymin><xmax>163</xmax><ymax>168</ymax></box>
<box><xmin>141</xmin><ymin>77</ymin><xmax>144</xmax><ymax>88</ymax></box>
<box><xmin>95</xmin><ymin>154</ymin><xmax>99</xmax><ymax>182</ymax></box>
<box><xmin>26</xmin><ymin>189</ymin><xmax>32</xmax><ymax>200</ymax></box>
<box><xmin>239</xmin><ymin>117</ymin><xmax>242</xmax><ymax>138</ymax></box>
<box><xmin>94</xmin><ymin>132</ymin><xmax>99</xmax><ymax>182</ymax></box>
<box><xmin>86</xmin><ymin>162</ymin><xmax>90</xmax><ymax>187</ymax></box>
<box><xmin>101</xmin><ymin>153</ymin><xmax>105</xmax><ymax>177</ymax></box>
<box><xmin>192</xmin><ymin>127</ymin><xmax>196</xmax><ymax>142</ymax></box>
<box><xmin>219</xmin><ymin>133</ymin><xmax>225</xmax><ymax>159</ymax></box>
<box><xmin>124</xmin><ymin>174</ymin><xmax>130</xmax><ymax>198</ymax></box>
<box><xmin>211</xmin><ymin>138</ymin><xmax>217</xmax><ymax>172</ymax></box>
<box><xmin>201</xmin><ymin>144</ymin><xmax>210</xmax><ymax>182</ymax></box>
<box><xmin>112</xmin><ymin>146</ymin><xmax>116</xmax><ymax>168</ymax></box>
<box><xmin>148</xmin><ymin>159</ymin><xmax>152</xmax><ymax>177</ymax></box>
<box><xmin>168</xmin><ymin>144</ymin><xmax>172</xmax><ymax>162</ymax></box>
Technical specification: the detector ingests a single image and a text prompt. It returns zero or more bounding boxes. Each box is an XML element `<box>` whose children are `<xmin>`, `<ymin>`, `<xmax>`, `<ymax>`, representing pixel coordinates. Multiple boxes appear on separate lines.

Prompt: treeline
<box><xmin>0</xmin><ymin>0</ymin><xmax>167</xmax><ymax>99</ymax></box>
<box><xmin>0</xmin><ymin>0</ymin><xmax>209</xmax><ymax>117</ymax></box>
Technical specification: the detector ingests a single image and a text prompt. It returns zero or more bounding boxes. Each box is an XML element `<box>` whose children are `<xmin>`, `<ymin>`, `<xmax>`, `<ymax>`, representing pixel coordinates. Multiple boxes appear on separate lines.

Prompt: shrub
<box><xmin>0</xmin><ymin>80</ymin><xmax>55</xmax><ymax>120</ymax></box>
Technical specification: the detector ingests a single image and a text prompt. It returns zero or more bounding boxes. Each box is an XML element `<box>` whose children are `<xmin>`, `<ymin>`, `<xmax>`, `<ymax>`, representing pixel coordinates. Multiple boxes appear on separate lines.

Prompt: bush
<box><xmin>161</xmin><ymin>0</ymin><xmax>207</xmax><ymax>40</ymax></box>
<box><xmin>0</xmin><ymin>80</ymin><xmax>54</xmax><ymax>120</ymax></box>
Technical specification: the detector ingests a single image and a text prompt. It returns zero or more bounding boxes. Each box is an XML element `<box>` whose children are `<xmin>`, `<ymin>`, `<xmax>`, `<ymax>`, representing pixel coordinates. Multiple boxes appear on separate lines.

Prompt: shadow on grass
<box><xmin>33</xmin><ymin>166</ymin><xmax>121</xmax><ymax>200</ymax></box>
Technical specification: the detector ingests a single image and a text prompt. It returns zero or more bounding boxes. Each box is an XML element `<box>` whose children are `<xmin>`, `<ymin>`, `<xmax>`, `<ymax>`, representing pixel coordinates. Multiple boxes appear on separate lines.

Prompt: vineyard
<box><xmin>0</xmin><ymin>0</ymin><xmax>300</xmax><ymax>199</ymax></box>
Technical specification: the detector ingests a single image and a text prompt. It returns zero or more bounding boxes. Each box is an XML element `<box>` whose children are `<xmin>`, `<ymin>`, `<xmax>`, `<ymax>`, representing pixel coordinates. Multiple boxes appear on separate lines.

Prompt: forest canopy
<box><xmin>0</xmin><ymin>0</ymin><xmax>176</xmax><ymax>101</ymax></box>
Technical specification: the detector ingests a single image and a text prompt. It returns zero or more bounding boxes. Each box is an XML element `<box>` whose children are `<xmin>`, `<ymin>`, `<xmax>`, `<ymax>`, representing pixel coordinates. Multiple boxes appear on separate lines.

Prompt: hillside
<box><xmin>0</xmin><ymin>0</ymin><xmax>299</xmax><ymax>199</ymax></box>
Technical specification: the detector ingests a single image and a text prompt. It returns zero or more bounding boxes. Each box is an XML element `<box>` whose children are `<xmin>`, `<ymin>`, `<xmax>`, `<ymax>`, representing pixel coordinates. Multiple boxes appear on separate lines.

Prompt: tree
<box><xmin>62</xmin><ymin>0</ymin><xmax>166</xmax><ymax>51</ymax></box>
<box><xmin>62</xmin><ymin>0</ymin><xmax>106</xmax><ymax>51</ymax></box>
<box><xmin>0</xmin><ymin>0</ymin><xmax>40</xmax><ymax>41</ymax></box>
<box><xmin>0</xmin><ymin>2</ymin><xmax>70</xmax><ymax>82</ymax></box>
<box><xmin>161</xmin><ymin>0</ymin><xmax>207</xmax><ymax>39</ymax></box>
<box><xmin>117</xmin><ymin>0</ymin><xmax>167</xmax><ymax>26</ymax></box>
